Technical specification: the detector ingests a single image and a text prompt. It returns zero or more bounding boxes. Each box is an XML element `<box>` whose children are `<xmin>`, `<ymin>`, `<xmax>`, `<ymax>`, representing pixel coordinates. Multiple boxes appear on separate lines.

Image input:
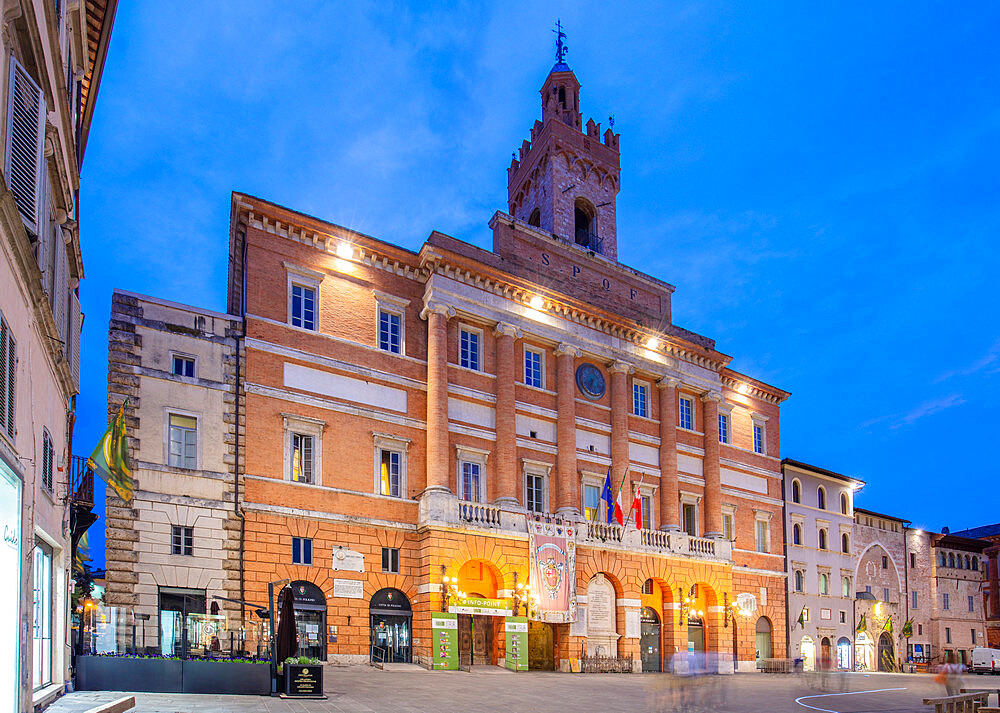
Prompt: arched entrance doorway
<box><xmin>755</xmin><ymin>617</ymin><xmax>772</xmax><ymax>660</ymax></box>
<box><xmin>800</xmin><ymin>635</ymin><xmax>816</xmax><ymax>671</ymax></box>
<box><xmin>837</xmin><ymin>637</ymin><xmax>851</xmax><ymax>669</ymax></box>
<box><xmin>687</xmin><ymin>617</ymin><xmax>705</xmax><ymax>671</ymax></box>
<box><xmin>527</xmin><ymin>621</ymin><xmax>554</xmax><ymax>670</ymax></box>
<box><xmin>820</xmin><ymin>637</ymin><xmax>832</xmax><ymax>669</ymax></box>
<box><xmin>369</xmin><ymin>588</ymin><xmax>412</xmax><ymax>663</ymax></box>
<box><xmin>877</xmin><ymin>631</ymin><xmax>895</xmax><ymax>672</ymax></box>
<box><xmin>640</xmin><ymin>607</ymin><xmax>661</xmax><ymax>672</ymax></box>
<box><xmin>288</xmin><ymin>580</ymin><xmax>326</xmax><ymax>660</ymax></box>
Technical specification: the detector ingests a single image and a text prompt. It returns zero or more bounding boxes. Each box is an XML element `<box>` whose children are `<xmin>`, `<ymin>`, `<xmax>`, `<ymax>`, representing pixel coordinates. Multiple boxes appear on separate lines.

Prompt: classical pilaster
<box><xmin>608</xmin><ymin>360</ymin><xmax>634</xmax><ymax>521</ymax></box>
<box><xmin>421</xmin><ymin>301</ymin><xmax>455</xmax><ymax>493</ymax></box>
<box><xmin>657</xmin><ymin>377</ymin><xmax>680</xmax><ymax>531</ymax></box>
<box><xmin>493</xmin><ymin>322</ymin><xmax>521</xmax><ymax>506</ymax></box>
<box><xmin>701</xmin><ymin>391</ymin><xmax>723</xmax><ymax>537</ymax></box>
<box><xmin>555</xmin><ymin>343</ymin><xmax>581</xmax><ymax>517</ymax></box>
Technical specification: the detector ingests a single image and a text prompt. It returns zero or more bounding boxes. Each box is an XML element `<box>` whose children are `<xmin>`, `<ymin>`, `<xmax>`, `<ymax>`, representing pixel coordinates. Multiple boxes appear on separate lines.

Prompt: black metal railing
<box><xmin>70</xmin><ymin>454</ymin><xmax>94</xmax><ymax>505</ymax></box>
<box><xmin>574</xmin><ymin>229</ymin><xmax>604</xmax><ymax>254</ymax></box>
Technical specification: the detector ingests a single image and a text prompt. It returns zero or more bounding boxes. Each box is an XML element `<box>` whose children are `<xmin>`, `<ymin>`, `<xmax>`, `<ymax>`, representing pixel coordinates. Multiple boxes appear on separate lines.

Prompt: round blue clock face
<box><xmin>576</xmin><ymin>363</ymin><xmax>606</xmax><ymax>400</ymax></box>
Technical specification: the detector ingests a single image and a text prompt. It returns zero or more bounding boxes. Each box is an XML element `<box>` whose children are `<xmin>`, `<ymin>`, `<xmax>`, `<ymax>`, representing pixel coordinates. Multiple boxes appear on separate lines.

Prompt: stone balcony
<box><xmin>418</xmin><ymin>489</ymin><xmax>732</xmax><ymax>563</ymax></box>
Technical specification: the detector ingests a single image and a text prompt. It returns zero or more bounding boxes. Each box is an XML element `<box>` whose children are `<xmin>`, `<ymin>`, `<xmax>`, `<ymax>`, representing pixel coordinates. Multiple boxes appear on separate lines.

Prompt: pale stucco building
<box><xmin>0</xmin><ymin>1</ymin><xmax>115</xmax><ymax>710</ymax></box>
<box><xmin>782</xmin><ymin>459</ymin><xmax>862</xmax><ymax>671</ymax></box>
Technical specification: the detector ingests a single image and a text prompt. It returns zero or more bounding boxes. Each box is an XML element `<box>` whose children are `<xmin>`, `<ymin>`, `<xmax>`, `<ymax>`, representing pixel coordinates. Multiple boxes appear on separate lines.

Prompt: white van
<box><xmin>972</xmin><ymin>647</ymin><xmax>1000</xmax><ymax>674</ymax></box>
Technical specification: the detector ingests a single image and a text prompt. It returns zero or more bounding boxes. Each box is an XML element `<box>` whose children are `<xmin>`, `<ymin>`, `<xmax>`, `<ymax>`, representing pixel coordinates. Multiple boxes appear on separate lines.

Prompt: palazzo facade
<box><xmin>226</xmin><ymin>56</ymin><xmax>789</xmax><ymax>672</ymax></box>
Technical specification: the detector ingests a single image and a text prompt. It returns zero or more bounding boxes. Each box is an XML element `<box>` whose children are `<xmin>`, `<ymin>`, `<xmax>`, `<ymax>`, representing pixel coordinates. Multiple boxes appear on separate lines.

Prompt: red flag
<box><xmin>633</xmin><ymin>492</ymin><xmax>643</xmax><ymax>530</ymax></box>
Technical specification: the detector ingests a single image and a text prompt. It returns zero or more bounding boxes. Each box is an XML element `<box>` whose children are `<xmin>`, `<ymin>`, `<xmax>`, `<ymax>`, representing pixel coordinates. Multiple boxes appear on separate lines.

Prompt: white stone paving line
<box><xmin>794</xmin><ymin>687</ymin><xmax>907</xmax><ymax>713</ymax></box>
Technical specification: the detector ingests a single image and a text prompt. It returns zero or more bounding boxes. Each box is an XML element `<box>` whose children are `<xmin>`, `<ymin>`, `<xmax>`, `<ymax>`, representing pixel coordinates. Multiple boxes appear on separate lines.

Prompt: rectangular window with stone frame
<box><xmin>755</xmin><ymin>517</ymin><xmax>770</xmax><ymax>553</ymax></box>
<box><xmin>291</xmin><ymin>433</ymin><xmax>314</xmax><ymax>484</ymax></box>
<box><xmin>583</xmin><ymin>483</ymin><xmax>602</xmax><ymax>522</ymax></box>
<box><xmin>524</xmin><ymin>346</ymin><xmax>543</xmax><ymax>388</ymax></box>
<box><xmin>459</xmin><ymin>326</ymin><xmax>481</xmax><ymax>371</ymax></box>
<box><xmin>678</xmin><ymin>396</ymin><xmax>693</xmax><ymax>430</ymax></box>
<box><xmin>167</xmin><ymin>413</ymin><xmax>197</xmax><ymax>469</ymax></box>
<box><xmin>632</xmin><ymin>380</ymin><xmax>649</xmax><ymax>418</ymax></box>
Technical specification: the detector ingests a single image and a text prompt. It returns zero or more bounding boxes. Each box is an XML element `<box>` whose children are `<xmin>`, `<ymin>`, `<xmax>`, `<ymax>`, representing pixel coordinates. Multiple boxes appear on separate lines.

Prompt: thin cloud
<box><xmin>934</xmin><ymin>339</ymin><xmax>1000</xmax><ymax>383</ymax></box>
<box><xmin>858</xmin><ymin>393</ymin><xmax>968</xmax><ymax>431</ymax></box>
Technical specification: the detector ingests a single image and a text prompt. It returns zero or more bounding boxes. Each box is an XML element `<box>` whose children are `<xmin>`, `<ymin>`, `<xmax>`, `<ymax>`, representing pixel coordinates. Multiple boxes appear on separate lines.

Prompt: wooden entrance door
<box><xmin>457</xmin><ymin>614</ymin><xmax>473</xmax><ymax>667</ymax></box>
<box><xmin>528</xmin><ymin>621</ymin><xmax>554</xmax><ymax>670</ymax></box>
<box><xmin>472</xmin><ymin>615</ymin><xmax>493</xmax><ymax>665</ymax></box>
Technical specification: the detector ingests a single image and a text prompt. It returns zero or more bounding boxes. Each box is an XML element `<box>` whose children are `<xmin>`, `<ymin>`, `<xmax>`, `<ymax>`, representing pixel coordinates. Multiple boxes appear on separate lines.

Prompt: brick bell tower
<box><xmin>507</xmin><ymin>23</ymin><xmax>621</xmax><ymax>261</ymax></box>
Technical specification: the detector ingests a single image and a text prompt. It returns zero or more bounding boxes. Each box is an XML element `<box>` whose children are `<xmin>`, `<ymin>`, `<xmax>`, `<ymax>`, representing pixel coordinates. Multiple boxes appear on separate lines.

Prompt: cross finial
<box><xmin>553</xmin><ymin>20</ymin><xmax>568</xmax><ymax>65</ymax></box>
<box><xmin>608</xmin><ymin>115</ymin><xmax>615</xmax><ymax>129</ymax></box>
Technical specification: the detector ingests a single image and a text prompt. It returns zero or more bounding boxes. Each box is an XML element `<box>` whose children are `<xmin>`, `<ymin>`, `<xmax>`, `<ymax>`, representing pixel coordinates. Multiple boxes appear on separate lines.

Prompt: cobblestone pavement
<box><xmin>46</xmin><ymin>668</ymin><xmax>962</xmax><ymax>713</ymax></box>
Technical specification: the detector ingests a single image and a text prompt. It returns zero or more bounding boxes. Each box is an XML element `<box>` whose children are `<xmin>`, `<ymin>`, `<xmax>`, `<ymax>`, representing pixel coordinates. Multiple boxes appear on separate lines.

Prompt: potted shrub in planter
<box><xmin>281</xmin><ymin>656</ymin><xmax>324</xmax><ymax>698</ymax></box>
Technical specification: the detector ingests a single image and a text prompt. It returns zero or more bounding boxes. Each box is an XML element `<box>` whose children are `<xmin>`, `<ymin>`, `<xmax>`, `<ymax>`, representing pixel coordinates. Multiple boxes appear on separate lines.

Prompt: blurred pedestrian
<box><xmin>935</xmin><ymin>652</ymin><xmax>964</xmax><ymax>697</ymax></box>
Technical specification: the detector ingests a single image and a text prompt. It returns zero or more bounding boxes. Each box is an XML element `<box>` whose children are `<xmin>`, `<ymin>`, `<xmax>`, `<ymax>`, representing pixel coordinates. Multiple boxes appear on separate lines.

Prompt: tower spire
<box><xmin>553</xmin><ymin>19</ymin><xmax>569</xmax><ymax>70</ymax></box>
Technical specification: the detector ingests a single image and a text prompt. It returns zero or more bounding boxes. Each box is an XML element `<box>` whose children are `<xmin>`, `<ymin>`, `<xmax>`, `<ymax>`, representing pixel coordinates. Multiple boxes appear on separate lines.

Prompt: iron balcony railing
<box><xmin>70</xmin><ymin>454</ymin><xmax>94</xmax><ymax>505</ymax></box>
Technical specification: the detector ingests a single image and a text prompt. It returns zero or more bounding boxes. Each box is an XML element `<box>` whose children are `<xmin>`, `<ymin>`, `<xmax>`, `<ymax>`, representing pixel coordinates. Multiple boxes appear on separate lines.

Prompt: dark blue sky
<box><xmin>77</xmin><ymin>2</ymin><xmax>999</xmax><ymax>566</ymax></box>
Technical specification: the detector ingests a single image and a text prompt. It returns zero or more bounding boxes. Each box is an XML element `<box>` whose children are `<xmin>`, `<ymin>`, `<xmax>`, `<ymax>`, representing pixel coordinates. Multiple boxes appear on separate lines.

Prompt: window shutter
<box><xmin>0</xmin><ymin>320</ymin><xmax>13</xmax><ymax>439</ymax></box>
<box><xmin>5</xmin><ymin>58</ymin><xmax>45</xmax><ymax>233</ymax></box>
<box><xmin>69</xmin><ymin>292</ymin><xmax>81</xmax><ymax>393</ymax></box>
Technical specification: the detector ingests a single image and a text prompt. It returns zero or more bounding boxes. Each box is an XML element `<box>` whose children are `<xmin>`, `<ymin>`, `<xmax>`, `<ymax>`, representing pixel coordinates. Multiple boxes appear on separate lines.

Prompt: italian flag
<box><xmin>613</xmin><ymin>488</ymin><xmax>624</xmax><ymax>526</ymax></box>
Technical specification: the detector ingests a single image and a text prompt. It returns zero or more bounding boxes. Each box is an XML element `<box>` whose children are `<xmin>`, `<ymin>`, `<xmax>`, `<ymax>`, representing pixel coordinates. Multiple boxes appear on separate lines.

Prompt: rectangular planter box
<box><xmin>76</xmin><ymin>656</ymin><xmax>270</xmax><ymax>695</ymax></box>
<box><xmin>182</xmin><ymin>660</ymin><xmax>270</xmax><ymax>695</ymax></box>
<box><xmin>283</xmin><ymin>663</ymin><xmax>324</xmax><ymax>698</ymax></box>
<box><xmin>77</xmin><ymin>656</ymin><xmax>183</xmax><ymax>693</ymax></box>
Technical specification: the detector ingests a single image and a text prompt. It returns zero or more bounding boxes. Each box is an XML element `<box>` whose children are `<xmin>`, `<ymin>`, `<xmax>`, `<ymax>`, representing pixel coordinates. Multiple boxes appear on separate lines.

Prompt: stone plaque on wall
<box><xmin>332</xmin><ymin>579</ymin><xmax>364</xmax><ymax>599</ymax></box>
<box><xmin>625</xmin><ymin>609</ymin><xmax>640</xmax><ymax>639</ymax></box>
<box><xmin>587</xmin><ymin>575</ymin><xmax>615</xmax><ymax>633</ymax></box>
<box><xmin>332</xmin><ymin>547</ymin><xmax>365</xmax><ymax>572</ymax></box>
<box><xmin>585</xmin><ymin>573</ymin><xmax>619</xmax><ymax>658</ymax></box>
<box><xmin>570</xmin><ymin>606</ymin><xmax>587</xmax><ymax>637</ymax></box>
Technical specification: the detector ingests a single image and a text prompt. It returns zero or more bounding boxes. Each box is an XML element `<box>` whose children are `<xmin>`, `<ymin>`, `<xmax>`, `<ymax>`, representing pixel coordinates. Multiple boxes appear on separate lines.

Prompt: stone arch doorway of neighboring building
<box><xmin>837</xmin><ymin>636</ymin><xmax>851</xmax><ymax>669</ymax></box>
<box><xmin>878</xmin><ymin>631</ymin><xmax>895</xmax><ymax>672</ymax></box>
<box><xmin>369</xmin><ymin>587</ymin><xmax>412</xmax><ymax>664</ymax></box>
<box><xmin>755</xmin><ymin>616</ymin><xmax>773</xmax><ymax>661</ymax></box>
<box><xmin>820</xmin><ymin>637</ymin><xmax>832</xmax><ymax>669</ymax></box>
<box><xmin>800</xmin><ymin>635</ymin><xmax>816</xmax><ymax>671</ymax></box>
<box><xmin>527</xmin><ymin>620</ymin><xmax>554</xmax><ymax>670</ymax></box>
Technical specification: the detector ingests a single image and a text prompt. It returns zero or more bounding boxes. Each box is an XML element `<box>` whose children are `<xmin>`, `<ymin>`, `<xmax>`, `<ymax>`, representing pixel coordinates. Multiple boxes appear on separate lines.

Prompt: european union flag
<box><xmin>602</xmin><ymin>469</ymin><xmax>614</xmax><ymax>524</ymax></box>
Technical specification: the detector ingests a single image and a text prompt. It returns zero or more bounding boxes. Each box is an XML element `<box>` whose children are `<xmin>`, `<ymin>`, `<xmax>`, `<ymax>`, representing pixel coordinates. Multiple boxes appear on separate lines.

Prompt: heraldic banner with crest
<box><xmin>528</xmin><ymin>517</ymin><xmax>577</xmax><ymax>623</ymax></box>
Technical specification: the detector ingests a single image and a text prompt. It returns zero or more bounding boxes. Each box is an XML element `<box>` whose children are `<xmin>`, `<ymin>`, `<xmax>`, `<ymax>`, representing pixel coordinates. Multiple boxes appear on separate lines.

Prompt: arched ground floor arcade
<box><xmin>240</xmin><ymin>510</ymin><xmax>786</xmax><ymax>671</ymax></box>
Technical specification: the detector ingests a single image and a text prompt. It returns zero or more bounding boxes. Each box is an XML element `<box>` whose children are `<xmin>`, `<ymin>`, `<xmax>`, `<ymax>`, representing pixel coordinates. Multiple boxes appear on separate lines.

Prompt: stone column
<box><xmin>555</xmin><ymin>343</ymin><xmax>581</xmax><ymax>517</ymax></box>
<box><xmin>701</xmin><ymin>392</ymin><xmax>722</xmax><ymax>537</ymax></box>
<box><xmin>657</xmin><ymin>377</ymin><xmax>680</xmax><ymax>531</ymax></box>
<box><xmin>493</xmin><ymin>322</ymin><xmax>521</xmax><ymax>506</ymax></box>
<box><xmin>608</xmin><ymin>360</ymin><xmax>633</xmax><ymax>523</ymax></box>
<box><xmin>422</xmin><ymin>301</ymin><xmax>455</xmax><ymax>493</ymax></box>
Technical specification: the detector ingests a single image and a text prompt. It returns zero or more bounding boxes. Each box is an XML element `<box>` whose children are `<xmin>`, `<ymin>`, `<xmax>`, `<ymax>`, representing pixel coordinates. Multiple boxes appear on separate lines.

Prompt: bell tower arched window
<box><xmin>574</xmin><ymin>198</ymin><xmax>596</xmax><ymax>249</ymax></box>
<box><xmin>528</xmin><ymin>208</ymin><xmax>540</xmax><ymax>227</ymax></box>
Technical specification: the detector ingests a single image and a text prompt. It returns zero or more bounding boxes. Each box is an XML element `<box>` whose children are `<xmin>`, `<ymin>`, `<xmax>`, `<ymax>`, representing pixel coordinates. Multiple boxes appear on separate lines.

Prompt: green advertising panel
<box><xmin>432</xmin><ymin>612</ymin><xmax>459</xmax><ymax>670</ymax></box>
<box><xmin>504</xmin><ymin>616</ymin><xmax>528</xmax><ymax>671</ymax></box>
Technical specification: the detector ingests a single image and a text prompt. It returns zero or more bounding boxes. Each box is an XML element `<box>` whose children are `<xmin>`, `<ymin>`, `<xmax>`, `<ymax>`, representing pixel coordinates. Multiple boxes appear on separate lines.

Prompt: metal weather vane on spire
<box><xmin>553</xmin><ymin>20</ymin><xmax>568</xmax><ymax>65</ymax></box>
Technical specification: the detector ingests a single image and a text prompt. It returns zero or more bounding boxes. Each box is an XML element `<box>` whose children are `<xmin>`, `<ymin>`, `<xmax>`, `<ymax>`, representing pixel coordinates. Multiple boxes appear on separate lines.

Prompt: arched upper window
<box><xmin>939</xmin><ymin>552</ymin><xmax>947</xmax><ymax>567</ymax></box>
<box><xmin>791</xmin><ymin>480</ymin><xmax>801</xmax><ymax>503</ymax></box>
<box><xmin>949</xmin><ymin>553</ymin><xmax>955</xmax><ymax>568</ymax></box>
<box><xmin>793</xmin><ymin>523</ymin><xmax>802</xmax><ymax>545</ymax></box>
<box><xmin>558</xmin><ymin>85</ymin><xmax>566</xmax><ymax>108</ymax></box>
<box><xmin>965</xmin><ymin>555</ymin><xmax>971</xmax><ymax>570</ymax></box>
<box><xmin>973</xmin><ymin>558</ymin><xmax>979</xmax><ymax>572</ymax></box>
<box><xmin>958</xmin><ymin>556</ymin><xmax>964</xmax><ymax>570</ymax></box>
<box><xmin>842</xmin><ymin>533</ymin><xmax>850</xmax><ymax>554</ymax></box>
<box><xmin>842</xmin><ymin>576</ymin><xmax>851</xmax><ymax>598</ymax></box>
<box><xmin>819</xmin><ymin>529</ymin><xmax>828</xmax><ymax>550</ymax></box>
<box><xmin>817</xmin><ymin>486</ymin><xmax>826</xmax><ymax>510</ymax></box>
<box><xmin>794</xmin><ymin>570</ymin><xmax>803</xmax><ymax>592</ymax></box>
<box><xmin>840</xmin><ymin>492</ymin><xmax>849</xmax><ymax>515</ymax></box>
<box><xmin>574</xmin><ymin>198</ymin><xmax>596</xmax><ymax>248</ymax></box>
<box><xmin>819</xmin><ymin>573</ymin><xmax>829</xmax><ymax>595</ymax></box>
<box><xmin>527</xmin><ymin>208</ymin><xmax>540</xmax><ymax>227</ymax></box>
